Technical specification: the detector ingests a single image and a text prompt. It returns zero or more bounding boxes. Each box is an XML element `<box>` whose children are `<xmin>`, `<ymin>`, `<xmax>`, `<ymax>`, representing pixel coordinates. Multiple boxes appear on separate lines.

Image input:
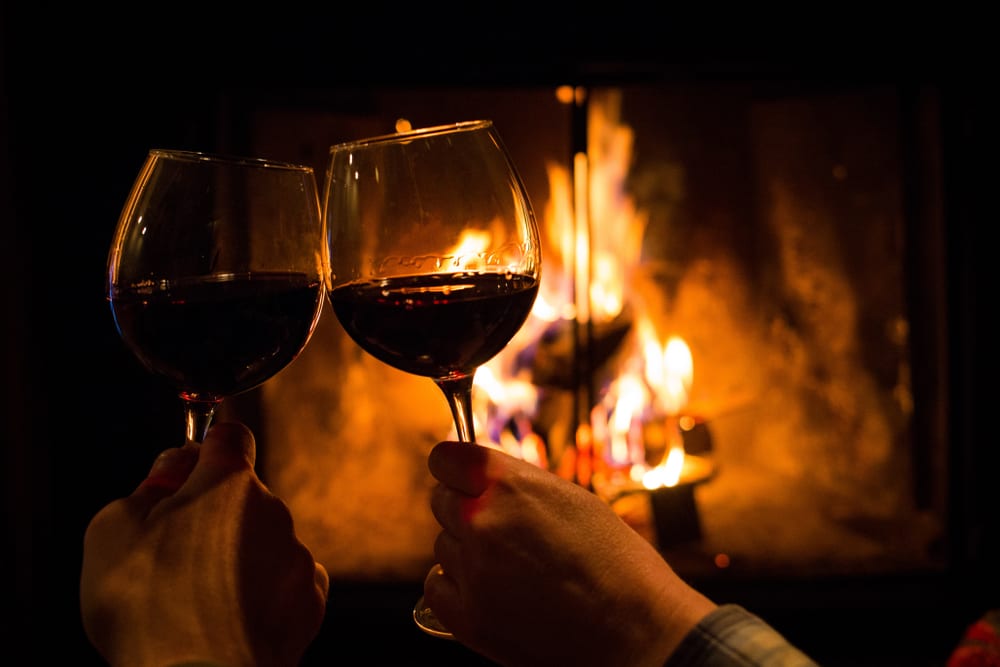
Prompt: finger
<box><xmin>429</xmin><ymin>483</ymin><xmax>463</xmax><ymax>535</ymax></box>
<box><xmin>427</xmin><ymin>441</ymin><xmax>493</xmax><ymax>495</ymax></box>
<box><xmin>182</xmin><ymin>421</ymin><xmax>257</xmax><ymax>492</ymax></box>
<box><xmin>422</xmin><ymin>561</ymin><xmax>462</xmax><ymax>634</ymax></box>
<box><xmin>432</xmin><ymin>530</ymin><xmax>463</xmax><ymax>584</ymax></box>
<box><xmin>199</xmin><ymin>421</ymin><xmax>256</xmax><ymax>468</ymax></box>
<box><xmin>422</xmin><ymin>561</ymin><xmax>457</xmax><ymax>603</ymax></box>
<box><xmin>314</xmin><ymin>561</ymin><xmax>330</xmax><ymax>601</ymax></box>
<box><xmin>142</xmin><ymin>444</ymin><xmax>201</xmax><ymax>489</ymax></box>
<box><xmin>431</xmin><ymin>478</ymin><xmax>493</xmax><ymax>539</ymax></box>
<box><xmin>126</xmin><ymin>444</ymin><xmax>200</xmax><ymax>517</ymax></box>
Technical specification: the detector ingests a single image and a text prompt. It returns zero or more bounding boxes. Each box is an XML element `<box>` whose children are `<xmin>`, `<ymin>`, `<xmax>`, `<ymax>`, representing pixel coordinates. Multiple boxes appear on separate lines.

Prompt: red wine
<box><xmin>110</xmin><ymin>272</ymin><xmax>323</xmax><ymax>399</ymax></box>
<box><xmin>328</xmin><ymin>273</ymin><xmax>538</xmax><ymax>378</ymax></box>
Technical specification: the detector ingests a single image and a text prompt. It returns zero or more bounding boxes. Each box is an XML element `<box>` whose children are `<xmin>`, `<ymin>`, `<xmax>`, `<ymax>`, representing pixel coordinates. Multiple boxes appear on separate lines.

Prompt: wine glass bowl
<box><xmin>107</xmin><ymin>149</ymin><xmax>326</xmax><ymax>443</ymax></box>
<box><xmin>323</xmin><ymin>120</ymin><xmax>541</xmax><ymax>637</ymax></box>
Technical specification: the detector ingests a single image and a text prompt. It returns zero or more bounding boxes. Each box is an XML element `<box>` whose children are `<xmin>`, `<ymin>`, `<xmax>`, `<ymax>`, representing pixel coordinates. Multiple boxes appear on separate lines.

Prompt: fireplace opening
<box><xmin>226</xmin><ymin>79</ymin><xmax>948</xmax><ymax>580</ymax></box>
<box><xmin>209</xmin><ymin>70</ymin><xmax>985</xmax><ymax>663</ymax></box>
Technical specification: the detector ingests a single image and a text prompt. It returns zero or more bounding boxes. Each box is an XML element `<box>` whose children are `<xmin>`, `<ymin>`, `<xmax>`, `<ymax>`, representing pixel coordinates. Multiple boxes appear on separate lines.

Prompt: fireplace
<box><xmin>225</xmin><ymin>78</ymin><xmax>945</xmax><ymax>571</ymax></box>
<box><xmin>207</xmin><ymin>68</ymin><xmax>989</xmax><ymax>664</ymax></box>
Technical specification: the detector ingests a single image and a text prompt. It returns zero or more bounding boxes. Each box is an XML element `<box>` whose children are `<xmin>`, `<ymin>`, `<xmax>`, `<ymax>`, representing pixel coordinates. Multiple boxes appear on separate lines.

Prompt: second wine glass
<box><xmin>323</xmin><ymin>120</ymin><xmax>541</xmax><ymax>638</ymax></box>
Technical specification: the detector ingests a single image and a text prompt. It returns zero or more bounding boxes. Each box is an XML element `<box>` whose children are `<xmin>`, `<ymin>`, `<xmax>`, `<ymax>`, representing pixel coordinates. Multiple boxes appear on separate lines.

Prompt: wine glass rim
<box><xmin>328</xmin><ymin>120</ymin><xmax>494</xmax><ymax>152</ymax></box>
<box><xmin>148</xmin><ymin>148</ymin><xmax>314</xmax><ymax>172</ymax></box>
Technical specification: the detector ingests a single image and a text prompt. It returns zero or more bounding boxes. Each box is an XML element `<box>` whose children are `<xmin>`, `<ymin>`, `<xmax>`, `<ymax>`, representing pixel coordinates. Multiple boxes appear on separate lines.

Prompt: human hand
<box><xmin>80</xmin><ymin>422</ymin><xmax>328</xmax><ymax>667</ymax></box>
<box><xmin>423</xmin><ymin>441</ymin><xmax>716</xmax><ymax>667</ymax></box>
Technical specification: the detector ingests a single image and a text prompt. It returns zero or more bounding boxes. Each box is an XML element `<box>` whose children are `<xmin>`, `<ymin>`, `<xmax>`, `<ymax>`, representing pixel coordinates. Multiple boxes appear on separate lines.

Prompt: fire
<box><xmin>609</xmin><ymin>372</ymin><xmax>649</xmax><ymax>465</ymax></box>
<box><xmin>472</xmin><ymin>87</ymin><xmax>711</xmax><ymax>496</ymax></box>
<box><xmin>590</xmin><ymin>327</ymin><xmax>696</xmax><ymax>490</ymax></box>
<box><xmin>643</xmin><ymin>327</ymin><xmax>693</xmax><ymax>416</ymax></box>
<box><xmin>638</xmin><ymin>327</ymin><xmax>694</xmax><ymax>487</ymax></box>
<box><xmin>643</xmin><ymin>446</ymin><xmax>686</xmax><ymax>489</ymax></box>
<box><xmin>450</xmin><ymin>229</ymin><xmax>491</xmax><ymax>258</ymax></box>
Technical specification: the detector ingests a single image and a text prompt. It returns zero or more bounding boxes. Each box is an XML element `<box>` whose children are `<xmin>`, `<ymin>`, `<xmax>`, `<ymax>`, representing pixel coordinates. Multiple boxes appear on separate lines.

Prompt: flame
<box><xmin>475</xmin><ymin>366</ymin><xmax>537</xmax><ymax>420</ymax></box>
<box><xmin>473</xmin><ymin>89</ymin><xmax>707</xmax><ymax>497</ymax></box>
<box><xmin>586</xmin><ymin>92</ymin><xmax>647</xmax><ymax>323</ymax></box>
<box><xmin>539</xmin><ymin>156</ymin><xmax>580</xmax><ymax>321</ymax></box>
<box><xmin>641</xmin><ymin>324</ymin><xmax>694</xmax><ymax>416</ymax></box>
<box><xmin>609</xmin><ymin>372</ymin><xmax>649</xmax><ymax>465</ymax></box>
<box><xmin>450</xmin><ymin>229</ymin><xmax>492</xmax><ymax>257</ymax></box>
<box><xmin>643</xmin><ymin>446</ymin><xmax>685</xmax><ymax>488</ymax></box>
<box><xmin>574</xmin><ymin>152</ymin><xmax>590</xmax><ymax>323</ymax></box>
<box><xmin>534</xmin><ymin>89</ymin><xmax>648</xmax><ymax>327</ymax></box>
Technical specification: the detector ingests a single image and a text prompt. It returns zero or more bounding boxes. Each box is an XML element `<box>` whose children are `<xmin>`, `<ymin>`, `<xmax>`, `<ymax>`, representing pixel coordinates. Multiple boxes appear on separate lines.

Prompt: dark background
<box><xmin>3</xmin><ymin>8</ymin><xmax>995</xmax><ymax>666</ymax></box>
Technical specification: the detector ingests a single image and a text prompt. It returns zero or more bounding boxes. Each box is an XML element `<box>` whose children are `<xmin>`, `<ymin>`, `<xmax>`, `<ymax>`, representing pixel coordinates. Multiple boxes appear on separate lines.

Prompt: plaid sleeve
<box><xmin>664</xmin><ymin>604</ymin><xmax>820</xmax><ymax>667</ymax></box>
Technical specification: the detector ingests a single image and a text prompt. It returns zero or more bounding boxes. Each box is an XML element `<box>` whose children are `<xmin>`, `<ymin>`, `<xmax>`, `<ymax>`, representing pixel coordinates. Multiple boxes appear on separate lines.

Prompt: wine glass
<box><xmin>107</xmin><ymin>149</ymin><xmax>327</xmax><ymax>444</ymax></box>
<box><xmin>323</xmin><ymin>120</ymin><xmax>541</xmax><ymax>638</ymax></box>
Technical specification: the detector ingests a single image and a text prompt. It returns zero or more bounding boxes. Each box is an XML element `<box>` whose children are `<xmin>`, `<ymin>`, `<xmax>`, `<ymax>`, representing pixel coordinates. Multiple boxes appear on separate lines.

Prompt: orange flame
<box><xmin>474</xmin><ymin>89</ymin><xmax>706</xmax><ymax>495</ymax></box>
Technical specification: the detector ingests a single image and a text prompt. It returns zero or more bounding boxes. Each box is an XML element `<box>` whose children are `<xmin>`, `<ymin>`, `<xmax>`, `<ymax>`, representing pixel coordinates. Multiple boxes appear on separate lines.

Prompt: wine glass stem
<box><xmin>414</xmin><ymin>375</ymin><xmax>478</xmax><ymax>640</ymax></box>
<box><xmin>184</xmin><ymin>398</ymin><xmax>222</xmax><ymax>443</ymax></box>
<box><xmin>435</xmin><ymin>375</ymin><xmax>476</xmax><ymax>443</ymax></box>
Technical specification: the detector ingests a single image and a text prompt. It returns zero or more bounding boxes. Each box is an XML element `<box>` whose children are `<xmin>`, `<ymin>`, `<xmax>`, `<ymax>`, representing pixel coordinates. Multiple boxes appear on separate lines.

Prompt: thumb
<box><xmin>181</xmin><ymin>421</ymin><xmax>258</xmax><ymax>492</ymax></box>
<box><xmin>125</xmin><ymin>444</ymin><xmax>200</xmax><ymax>518</ymax></box>
<box><xmin>199</xmin><ymin>421</ymin><xmax>256</xmax><ymax>468</ymax></box>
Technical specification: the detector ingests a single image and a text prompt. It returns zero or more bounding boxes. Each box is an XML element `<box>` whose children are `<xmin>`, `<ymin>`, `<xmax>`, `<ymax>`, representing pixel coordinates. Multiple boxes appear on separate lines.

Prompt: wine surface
<box><xmin>110</xmin><ymin>272</ymin><xmax>323</xmax><ymax>399</ymax></box>
<box><xmin>328</xmin><ymin>273</ymin><xmax>538</xmax><ymax>379</ymax></box>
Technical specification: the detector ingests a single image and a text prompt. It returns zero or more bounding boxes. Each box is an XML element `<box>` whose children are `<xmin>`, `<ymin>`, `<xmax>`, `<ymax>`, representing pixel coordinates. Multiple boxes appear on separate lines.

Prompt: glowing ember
<box><xmin>642</xmin><ymin>446</ymin><xmax>685</xmax><ymax>488</ymax></box>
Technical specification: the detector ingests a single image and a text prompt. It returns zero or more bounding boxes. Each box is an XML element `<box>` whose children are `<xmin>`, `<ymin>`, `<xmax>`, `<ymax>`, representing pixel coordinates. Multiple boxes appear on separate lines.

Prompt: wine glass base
<box><xmin>413</xmin><ymin>595</ymin><xmax>455</xmax><ymax>640</ymax></box>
